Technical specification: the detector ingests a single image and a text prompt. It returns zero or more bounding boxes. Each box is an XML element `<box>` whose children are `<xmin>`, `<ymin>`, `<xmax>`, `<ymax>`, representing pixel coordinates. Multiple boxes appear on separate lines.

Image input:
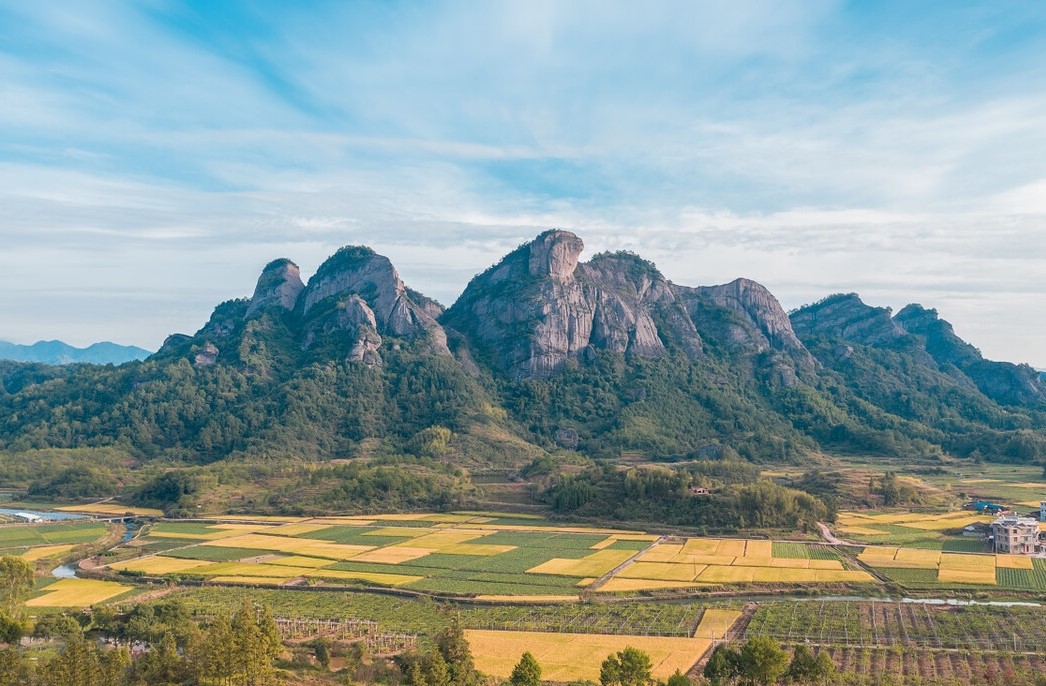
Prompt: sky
<box><xmin>1</xmin><ymin>1</ymin><xmax>1045</xmax><ymax>366</ymax></box>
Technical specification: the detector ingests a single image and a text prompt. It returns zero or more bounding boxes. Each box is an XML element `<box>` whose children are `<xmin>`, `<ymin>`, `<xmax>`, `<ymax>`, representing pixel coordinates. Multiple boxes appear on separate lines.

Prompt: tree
<box><xmin>665</xmin><ymin>669</ymin><xmax>690</xmax><ymax>686</ymax></box>
<box><xmin>436</xmin><ymin>618</ymin><xmax>479</xmax><ymax>686</ymax></box>
<box><xmin>312</xmin><ymin>637</ymin><xmax>331</xmax><ymax>669</ymax></box>
<box><xmin>600</xmin><ymin>647</ymin><xmax>652</xmax><ymax>686</ymax></box>
<box><xmin>0</xmin><ymin>557</ymin><xmax>34</xmax><ymax>610</ymax></box>
<box><xmin>785</xmin><ymin>645</ymin><xmax>816</xmax><ymax>683</ymax></box>
<box><xmin>812</xmin><ymin>652</ymin><xmax>835</xmax><ymax>684</ymax></box>
<box><xmin>703</xmin><ymin>645</ymin><xmax>741</xmax><ymax>686</ymax></box>
<box><xmin>510</xmin><ymin>652</ymin><xmax>542</xmax><ymax>686</ymax></box>
<box><xmin>739</xmin><ymin>637</ymin><xmax>789</xmax><ymax>686</ymax></box>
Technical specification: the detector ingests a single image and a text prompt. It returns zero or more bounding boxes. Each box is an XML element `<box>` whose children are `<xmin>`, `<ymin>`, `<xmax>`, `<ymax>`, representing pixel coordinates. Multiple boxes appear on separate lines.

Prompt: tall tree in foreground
<box><xmin>600</xmin><ymin>647</ymin><xmax>652</xmax><ymax>686</ymax></box>
<box><xmin>510</xmin><ymin>651</ymin><xmax>542</xmax><ymax>686</ymax></box>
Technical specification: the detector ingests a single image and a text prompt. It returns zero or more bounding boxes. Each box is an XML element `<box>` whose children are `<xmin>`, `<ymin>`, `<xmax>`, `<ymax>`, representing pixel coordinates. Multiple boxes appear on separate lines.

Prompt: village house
<box><xmin>991</xmin><ymin>514</ymin><xmax>1040</xmax><ymax>555</ymax></box>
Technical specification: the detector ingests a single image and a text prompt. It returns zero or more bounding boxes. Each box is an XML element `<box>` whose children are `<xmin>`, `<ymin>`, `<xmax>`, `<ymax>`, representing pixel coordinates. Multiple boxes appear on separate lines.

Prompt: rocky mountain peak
<box><xmin>245</xmin><ymin>258</ymin><xmax>305</xmax><ymax>318</ymax></box>
<box><xmin>675</xmin><ymin>278</ymin><xmax>815</xmax><ymax>375</ymax></box>
<box><xmin>301</xmin><ymin>246</ymin><xmax>448</xmax><ymax>354</ymax></box>
<box><xmin>528</xmin><ymin>229</ymin><xmax>585</xmax><ymax>281</ymax></box>
<box><xmin>443</xmin><ymin>231</ymin><xmax>703</xmax><ymax>379</ymax></box>
<box><xmin>790</xmin><ymin>293</ymin><xmax>906</xmax><ymax>346</ymax></box>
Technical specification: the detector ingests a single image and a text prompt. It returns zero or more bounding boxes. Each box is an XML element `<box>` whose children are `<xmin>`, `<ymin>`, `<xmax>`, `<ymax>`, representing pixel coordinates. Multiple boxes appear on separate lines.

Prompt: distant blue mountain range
<box><xmin>0</xmin><ymin>340</ymin><xmax>151</xmax><ymax>365</ymax></box>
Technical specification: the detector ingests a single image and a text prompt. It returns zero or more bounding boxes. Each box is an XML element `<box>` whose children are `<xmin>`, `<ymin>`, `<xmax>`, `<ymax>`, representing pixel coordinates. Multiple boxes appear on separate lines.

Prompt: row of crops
<box><xmin>805</xmin><ymin>645</ymin><xmax>1046</xmax><ymax>685</ymax></box>
<box><xmin>166</xmin><ymin>587</ymin><xmax>727</xmax><ymax>638</ymax></box>
<box><xmin>746</xmin><ymin>601</ymin><xmax>1046</xmax><ymax>653</ymax></box>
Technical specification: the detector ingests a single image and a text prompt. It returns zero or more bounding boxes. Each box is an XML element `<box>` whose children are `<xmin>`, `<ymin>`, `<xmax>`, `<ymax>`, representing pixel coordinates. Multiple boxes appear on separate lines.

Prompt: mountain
<box><xmin>1</xmin><ymin>230</ymin><xmax>1044</xmax><ymax>475</ymax></box>
<box><xmin>0</xmin><ymin>339</ymin><xmax>151</xmax><ymax>365</ymax></box>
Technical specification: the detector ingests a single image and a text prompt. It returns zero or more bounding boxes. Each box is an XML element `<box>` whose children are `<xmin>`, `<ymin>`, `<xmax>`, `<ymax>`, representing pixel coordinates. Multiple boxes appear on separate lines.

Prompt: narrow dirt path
<box><xmin>818</xmin><ymin>522</ymin><xmax>848</xmax><ymax>545</ymax></box>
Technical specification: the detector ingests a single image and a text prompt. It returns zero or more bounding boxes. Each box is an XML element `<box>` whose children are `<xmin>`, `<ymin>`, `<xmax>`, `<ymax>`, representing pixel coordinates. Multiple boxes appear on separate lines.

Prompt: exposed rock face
<box><xmin>245</xmin><ymin>259</ymin><xmax>305</xmax><ymax>318</ymax></box>
<box><xmin>198</xmin><ymin>300</ymin><xmax>248</xmax><ymax>339</ymax></box>
<box><xmin>301</xmin><ymin>246</ymin><xmax>449</xmax><ymax>355</ymax></box>
<box><xmin>194</xmin><ymin>342</ymin><xmax>219</xmax><ymax>367</ymax></box>
<box><xmin>895</xmin><ymin>304</ymin><xmax>1046</xmax><ymax>405</ymax></box>
<box><xmin>675</xmin><ymin>278</ymin><xmax>814</xmax><ymax>374</ymax></box>
<box><xmin>442</xmin><ymin>230</ymin><xmax>703</xmax><ymax>379</ymax></box>
<box><xmin>790</xmin><ymin>293</ymin><xmax>907</xmax><ymax>346</ymax></box>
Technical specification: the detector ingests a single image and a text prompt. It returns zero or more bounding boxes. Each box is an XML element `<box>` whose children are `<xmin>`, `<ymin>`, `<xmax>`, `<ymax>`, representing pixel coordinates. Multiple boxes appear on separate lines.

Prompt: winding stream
<box><xmin>50</xmin><ymin>520</ymin><xmax>138</xmax><ymax>579</ymax></box>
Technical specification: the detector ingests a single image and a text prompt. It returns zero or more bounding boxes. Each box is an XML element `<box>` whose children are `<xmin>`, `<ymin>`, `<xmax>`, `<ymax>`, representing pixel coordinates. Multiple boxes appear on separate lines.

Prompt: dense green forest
<box><xmin>2</xmin><ymin>240</ymin><xmax>1046</xmax><ymax>529</ymax></box>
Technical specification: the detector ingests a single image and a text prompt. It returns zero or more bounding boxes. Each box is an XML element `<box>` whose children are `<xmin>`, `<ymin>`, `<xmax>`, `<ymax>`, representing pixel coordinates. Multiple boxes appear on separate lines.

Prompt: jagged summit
<box><xmin>301</xmin><ymin>246</ymin><xmax>448</xmax><ymax>353</ymax></box>
<box><xmin>246</xmin><ymin>258</ymin><xmax>305</xmax><ymax>318</ymax></box>
<box><xmin>790</xmin><ymin>293</ymin><xmax>907</xmax><ymax>346</ymax></box>
<box><xmin>442</xmin><ymin>230</ymin><xmax>705</xmax><ymax>379</ymax></box>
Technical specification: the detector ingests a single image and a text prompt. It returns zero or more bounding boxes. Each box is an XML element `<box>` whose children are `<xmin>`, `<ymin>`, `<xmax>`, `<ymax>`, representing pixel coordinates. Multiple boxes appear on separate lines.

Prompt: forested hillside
<box><xmin>1</xmin><ymin>231</ymin><xmax>1045</xmax><ymax>520</ymax></box>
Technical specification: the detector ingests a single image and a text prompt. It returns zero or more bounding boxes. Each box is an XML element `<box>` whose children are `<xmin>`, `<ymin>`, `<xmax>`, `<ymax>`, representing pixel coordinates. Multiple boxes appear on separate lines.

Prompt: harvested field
<box><xmin>464</xmin><ymin>630</ymin><xmax>712</xmax><ymax>682</ymax></box>
<box><xmin>21</xmin><ymin>544</ymin><xmax>74</xmax><ymax>561</ymax></box>
<box><xmin>694</xmin><ymin>608</ymin><xmax>741</xmax><ymax>639</ymax></box>
<box><xmin>350</xmin><ymin>546</ymin><xmax>434</xmax><ymax>564</ymax></box>
<box><xmin>527</xmin><ymin>550</ymin><xmax>634</xmax><ymax>577</ymax></box>
<box><xmin>106</xmin><ymin>556</ymin><xmax>215</xmax><ymax>575</ymax></box>
<box><xmin>56</xmin><ymin>503</ymin><xmax>164</xmax><ymax>517</ymax></box>
<box><xmin>27</xmin><ymin>578</ymin><xmax>131</xmax><ymax>607</ymax></box>
<box><xmin>618</xmin><ymin>562</ymin><xmax>704</xmax><ymax>582</ymax></box>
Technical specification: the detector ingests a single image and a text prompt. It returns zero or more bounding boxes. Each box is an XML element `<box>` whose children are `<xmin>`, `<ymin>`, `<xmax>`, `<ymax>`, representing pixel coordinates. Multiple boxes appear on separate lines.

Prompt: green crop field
<box><xmin>995</xmin><ymin>559</ymin><xmax>1046</xmax><ymax>591</ymax></box>
<box><xmin>163</xmin><ymin>545</ymin><xmax>278</xmax><ymax>562</ymax></box>
<box><xmin>747</xmin><ymin>600</ymin><xmax>1046</xmax><ymax>653</ymax></box>
<box><xmin>0</xmin><ymin>522</ymin><xmax>107</xmax><ymax>550</ymax></box>
<box><xmin>161</xmin><ymin>586</ymin><xmax>720</xmax><ymax>638</ymax></box>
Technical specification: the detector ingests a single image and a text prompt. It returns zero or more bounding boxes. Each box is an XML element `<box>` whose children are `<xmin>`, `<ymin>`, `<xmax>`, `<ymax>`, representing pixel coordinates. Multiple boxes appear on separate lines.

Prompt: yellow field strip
<box><xmin>465</xmin><ymin>630</ymin><xmax>713</xmax><ymax>682</ymax></box>
<box><xmin>618</xmin><ymin>562</ymin><xmax>706</xmax><ymax>582</ymax></box>
<box><xmin>264</xmin><ymin>523</ymin><xmax>334</xmax><ymax>536</ymax></box>
<box><xmin>27</xmin><ymin>579</ymin><xmax>132</xmax><ymax>607</ymax></box>
<box><xmin>527</xmin><ymin>549</ymin><xmax>634</xmax><ymax>577</ymax></box>
<box><xmin>350</xmin><ymin>546</ymin><xmax>433</xmax><ymax>564</ymax></box>
<box><xmin>473</xmin><ymin>594</ymin><xmax>580</xmax><ymax>603</ymax></box>
<box><xmin>56</xmin><ymin>504</ymin><xmax>164</xmax><ymax>517</ymax></box>
<box><xmin>694</xmin><ymin>609</ymin><xmax>742</xmax><ymax>639</ymax></box>
<box><xmin>208</xmin><ymin>576</ymin><xmax>290</xmax><ymax>585</ymax></box>
<box><xmin>301</xmin><ymin>569</ymin><xmax>422</xmax><ymax>586</ymax></box>
<box><xmin>202</xmin><ymin>534</ymin><xmax>374</xmax><ymax>560</ymax></box>
<box><xmin>105</xmin><ymin>556</ymin><xmax>215</xmax><ymax>575</ymax></box>
<box><xmin>21</xmin><ymin>544</ymin><xmax>75</xmax><ymax>561</ymax></box>
<box><xmin>996</xmin><ymin>555</ymin><xmax>1034</xmax><ymax>570</ymax></box>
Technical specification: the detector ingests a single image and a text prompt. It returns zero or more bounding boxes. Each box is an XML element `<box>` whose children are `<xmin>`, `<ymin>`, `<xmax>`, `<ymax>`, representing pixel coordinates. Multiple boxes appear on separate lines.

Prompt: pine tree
<box><xmin>510</xmin><ymin>651</ymin><xmax>542</xmax><ymax>686</ymax></box>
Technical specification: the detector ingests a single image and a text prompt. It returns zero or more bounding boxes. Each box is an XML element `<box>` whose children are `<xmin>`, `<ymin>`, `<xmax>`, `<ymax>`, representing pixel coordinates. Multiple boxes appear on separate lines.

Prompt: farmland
<box><xmin>26</xmin><ymin>578</ymin><xmax>132</xmax><ymax>607</ymax></box>
<box><xmin>7</xmin><ymin>506</ymin><xmax>1046</xmax><ymax>685</ymax></box>
<box><xmin>100</xmin><ymin>514</ymin><xmax>876</xmax><ymax>597</ymax></box>
<box><xmin>836</xmin><ymin>510</ymin><xmax>994</xmax><ymax>550</ymax></box>
<box><xmin>0</xmin><ymin>520</ymin><xmax>109</xmax><ymax>556</ymax></box>
<box><xmin>465</xmin><ymin>608</ymin><xmax>741</xmax><ymax>683</ymax></box>
<box><xmin>745</xmin><ymin>600</ymin><xmax>1046</xmax><ymax>683</ymax></box>
<box><xmin>857</xmin><ymin>544</ymin><xmax>1046</xmax><ymax>589</ymax></box>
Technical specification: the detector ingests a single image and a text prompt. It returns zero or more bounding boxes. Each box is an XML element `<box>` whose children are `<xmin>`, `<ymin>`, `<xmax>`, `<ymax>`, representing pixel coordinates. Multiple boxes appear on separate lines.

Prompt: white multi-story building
<box><xmin>992</xmin><ymin>515</ymin><xmax>1040</xmax><ymax>555</ymax></box>
<box><xmin>1040</xmin><ymin>500</ymin><xmax>1045</xmax><ymax>521</ymax></box>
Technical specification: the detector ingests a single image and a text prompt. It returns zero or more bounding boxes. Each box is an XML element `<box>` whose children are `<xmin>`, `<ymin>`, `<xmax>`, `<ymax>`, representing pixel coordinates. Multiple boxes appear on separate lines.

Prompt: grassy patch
<box><xmin>162</xmin><ymin>546</ymin><xmax>278</xmax><ymax>562</ymax></box>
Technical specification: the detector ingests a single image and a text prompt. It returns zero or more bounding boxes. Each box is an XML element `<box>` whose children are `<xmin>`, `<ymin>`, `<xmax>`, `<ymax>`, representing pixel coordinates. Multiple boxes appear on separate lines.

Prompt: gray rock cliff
<box><xmin>245</xmin><ymin>259</ymin><xmax>305</xmax><ymax>318</ymax></box>
<box><xmin>442</xmin><ymin>230</ymin><xmax>703</xmax><ymax>379</ymax></box>
<box><xmin>300</xmin><ymin>246</ymin><xmax>449</xmax><ymax>356</ymax></box>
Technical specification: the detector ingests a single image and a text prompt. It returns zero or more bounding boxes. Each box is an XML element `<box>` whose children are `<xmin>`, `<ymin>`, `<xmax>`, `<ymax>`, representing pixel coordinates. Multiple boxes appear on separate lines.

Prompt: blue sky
<box><xmin>2</xmin><ymin>0</ymin><xmax>1046</xmax><ymax>365</ymax></box>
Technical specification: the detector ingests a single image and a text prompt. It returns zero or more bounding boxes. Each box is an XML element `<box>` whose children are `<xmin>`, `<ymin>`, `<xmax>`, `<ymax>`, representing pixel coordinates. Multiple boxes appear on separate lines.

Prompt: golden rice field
<box><xmin>464</xmin><ymin>608</ymin><xmax>741</xmax><ymax>681</ymax></box>
<box><xmin>858</xmin><ymin>546</ymin><xmax>1004</xmax><ymax>585</ymax></box>
<box><xmin>56</xmin><ymin>503</ymin><xmax>164</xmax><ymax>517</ymax></box>
<box><xmin>20</xmin><ymin>544</ymin><xmax>75</xmax><ymax>561</ymax></box>
<box><xmin>597</xmin><ymin>538</ymin><xmax>872</xmax><ymax>590</ymax></box>
<box><xmin>837</xmin><ymin>510</ymin><xmax>993</xmax><ymax>537</ymax></box>
<box><xmin>103</xmin><ymin>515</ymin><xmax>873</xmax><ymax>598</ymax></box>
<box><xmin>26</xmin><ymin>578</ymin><xmax>132</xmax><ymax>607</ymax></box>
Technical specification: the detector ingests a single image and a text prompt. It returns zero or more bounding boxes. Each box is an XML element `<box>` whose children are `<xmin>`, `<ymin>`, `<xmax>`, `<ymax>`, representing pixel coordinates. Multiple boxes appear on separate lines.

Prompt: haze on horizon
<box><xmin>1</xmin><ymin>1</ymin><xmax>1045</xmax><ymax>367</ymax></box>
